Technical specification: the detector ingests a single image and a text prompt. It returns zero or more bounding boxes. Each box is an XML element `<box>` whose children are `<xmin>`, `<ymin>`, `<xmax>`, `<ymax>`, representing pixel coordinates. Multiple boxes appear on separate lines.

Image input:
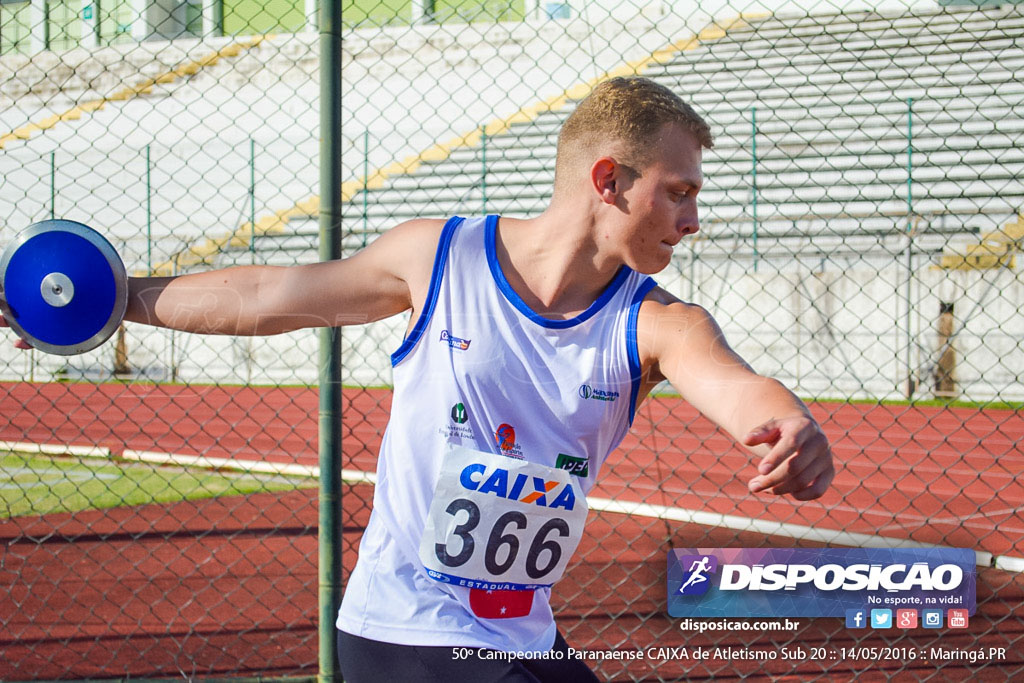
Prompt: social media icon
<box><xmin>871</xmin><ymin>609</ymin><xmax>892</xmax><ymax>628</ymax></box>
<box><xmin>948</xmin><ymin>609</ymin><xmax>969</xmax><ymax>629</ymax></box>
<box><xmin>896</xmin><ymin>609</ymin><xmax>917</xmax><ymax>628</ymax></box>
<box><xmin>846</xmin><ymin>609</ymin><xmax>866</xmax><ymax>629</ymax></box>
<box><xmin>922</xmin><ymin>609</ymin><xmax>943</xmax><ymax>628</ymax></box>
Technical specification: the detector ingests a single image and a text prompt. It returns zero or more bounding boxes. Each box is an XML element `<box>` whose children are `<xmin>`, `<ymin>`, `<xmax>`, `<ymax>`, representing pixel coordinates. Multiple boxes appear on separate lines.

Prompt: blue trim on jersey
<box><xmin>485</xmin><ymin>215</ymin><xmax>632</xmax><ymax>329</ymax></box>
<box><xmin>424</xmin><ymin>567</ymin><xmax>552</xmax><ymax>591</ymax></box>
<box><xmin>626</xmin><ymin>277</ymin><xmax>658</xmax><ymax>426</ymax></box>
<box><xmin>391</xmin><ymin>216</ymin><xmax>464</xmax><ymax>366</ymax></box>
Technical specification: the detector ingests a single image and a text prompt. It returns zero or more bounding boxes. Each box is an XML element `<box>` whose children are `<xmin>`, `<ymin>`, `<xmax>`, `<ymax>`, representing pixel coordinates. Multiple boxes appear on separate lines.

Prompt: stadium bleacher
<box><xmin>320</xmin><ymin>6</ymin><xmax>1024</xmax><ymax>271</ymax></box>
<box><xmin>3</xmin><ymin>6</ymin><xmax>1020</xmax><ymax>397</ymax></box>
<box><xmin>314</xmin><ymin>6</ymin><xmax>1023</xmax><ymax>399</ymax></box>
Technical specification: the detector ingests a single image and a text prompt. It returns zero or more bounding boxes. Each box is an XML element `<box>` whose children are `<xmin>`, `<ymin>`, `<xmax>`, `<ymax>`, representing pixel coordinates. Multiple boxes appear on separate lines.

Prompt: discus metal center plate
<box><xmin>40</xmin><ymin>272</ymin><xmax>74</xmax><ymax>307</ymax></box>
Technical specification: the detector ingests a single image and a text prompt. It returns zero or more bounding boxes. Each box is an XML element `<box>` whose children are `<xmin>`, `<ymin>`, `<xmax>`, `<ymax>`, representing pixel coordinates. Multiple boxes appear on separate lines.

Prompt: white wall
<box><xmin>6</xmin><ymin>254</ymin><xmax>1019</xmax><ymax>403</ymax></box>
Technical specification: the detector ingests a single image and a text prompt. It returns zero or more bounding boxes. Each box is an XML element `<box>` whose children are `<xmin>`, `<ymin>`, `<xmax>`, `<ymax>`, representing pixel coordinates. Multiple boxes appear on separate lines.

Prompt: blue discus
<box><xmin>0</xmin><ymin>219</ymin><xmax>127</xmax><ymax>355</ymax></box>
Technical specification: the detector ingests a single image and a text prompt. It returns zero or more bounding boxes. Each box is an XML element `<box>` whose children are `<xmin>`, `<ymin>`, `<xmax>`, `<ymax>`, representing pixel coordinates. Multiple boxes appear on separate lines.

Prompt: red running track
<box><xmin>0</xmin><ymin>489</ymin><xmax>323</xmax><ymax>680</ymax></box>
<box><xmin>3</xmin><ymin>486</ymin><xmax>1021</xmax><ymax>680</ymax></box>
<box><xmin>1</xmin><ymin>381</ymin><xmax>1021</xmax><ymax>557</ymax></box>
<box><xmin>1</xmin><ymin>377</ymin><xmax>1021</xmax><ymax>680</ymax></box>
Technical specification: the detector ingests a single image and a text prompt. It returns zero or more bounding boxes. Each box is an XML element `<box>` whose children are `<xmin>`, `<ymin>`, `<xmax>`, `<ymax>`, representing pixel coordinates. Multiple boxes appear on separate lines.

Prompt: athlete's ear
<box><xmin>591</xmin><ymin>157</ymin><xmax>619</xmax><ymax>204</ymax></box>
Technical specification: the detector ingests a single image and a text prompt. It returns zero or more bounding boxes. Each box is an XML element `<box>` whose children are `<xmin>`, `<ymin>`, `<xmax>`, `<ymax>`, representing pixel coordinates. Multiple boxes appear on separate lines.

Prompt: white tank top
<box><xmin>337</xmin><ymin>215</ymin><xmax>657</xmax><ymax>650</ymax></box>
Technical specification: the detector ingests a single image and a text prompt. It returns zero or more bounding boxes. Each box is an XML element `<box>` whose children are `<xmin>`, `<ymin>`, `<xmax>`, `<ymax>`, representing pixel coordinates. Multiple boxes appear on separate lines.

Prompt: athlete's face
<box><xmin>606</xmin><ymin>124</ymin><xmax>703</xmax><ymax>274</ymax></box>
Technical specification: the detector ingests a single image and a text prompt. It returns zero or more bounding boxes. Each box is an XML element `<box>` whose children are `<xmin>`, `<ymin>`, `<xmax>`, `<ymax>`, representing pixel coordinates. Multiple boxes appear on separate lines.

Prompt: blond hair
<box><xmin>554</xmin><ymin>77</ymin><xmax>713</xmax><ymax>192</ymax></box>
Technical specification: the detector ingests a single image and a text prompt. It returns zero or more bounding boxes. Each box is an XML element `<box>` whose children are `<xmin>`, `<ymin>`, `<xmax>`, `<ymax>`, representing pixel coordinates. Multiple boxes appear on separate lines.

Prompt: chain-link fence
<box><xmin>0</xmin><ymin>8</ymin><xmax>324</xmax><ymax>680</ymax></box>
<box><xmin>3</xmin><ymin>0</ymin><xmax>1023</xmax><ymax>680</ymax></box>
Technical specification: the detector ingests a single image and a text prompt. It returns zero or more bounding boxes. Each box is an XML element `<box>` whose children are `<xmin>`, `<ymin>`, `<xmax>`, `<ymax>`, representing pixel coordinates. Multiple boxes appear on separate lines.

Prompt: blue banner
<box><xmin>668</xmin><ymin>548</ymin><xmax>976</xmax><ymax>619</ymax></box>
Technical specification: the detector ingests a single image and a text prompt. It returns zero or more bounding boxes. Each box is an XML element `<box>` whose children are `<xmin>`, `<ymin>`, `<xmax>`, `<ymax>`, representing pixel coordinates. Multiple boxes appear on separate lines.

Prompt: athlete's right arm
<box><xmin>123</xmin><ymin>218</ymin><xmax>446</xmax><ymax>335</ymax></box>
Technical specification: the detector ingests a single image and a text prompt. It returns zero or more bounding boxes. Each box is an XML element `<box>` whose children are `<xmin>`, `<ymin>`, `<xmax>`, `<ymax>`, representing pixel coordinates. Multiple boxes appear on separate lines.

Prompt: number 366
<box><xmin>435</xmin><ymin>498</ymin><xmax>570</xmax><ymax>580</ymax></box>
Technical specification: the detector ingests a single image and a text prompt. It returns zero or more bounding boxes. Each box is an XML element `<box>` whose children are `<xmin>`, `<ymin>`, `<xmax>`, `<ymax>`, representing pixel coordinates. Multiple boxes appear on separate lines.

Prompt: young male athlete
<box><xmin>2</xmin><ymin>77</ymin><xmax>833</xmax><ymax>681</ymax></box>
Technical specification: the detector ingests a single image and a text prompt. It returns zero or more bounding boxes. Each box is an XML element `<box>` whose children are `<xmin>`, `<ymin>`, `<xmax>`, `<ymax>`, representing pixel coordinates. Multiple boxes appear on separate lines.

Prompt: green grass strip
<box><xmin>0</xmin><ymin>453</ymin><xmax>315</xmax><ymax>519</ymax></box>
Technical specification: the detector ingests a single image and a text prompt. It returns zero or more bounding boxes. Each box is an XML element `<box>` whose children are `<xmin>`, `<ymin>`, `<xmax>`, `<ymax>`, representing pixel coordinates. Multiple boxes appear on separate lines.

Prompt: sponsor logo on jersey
<box><xmin>579</xmin><ymin>384</ymin><xmax>619</xmax><ymax>401</ymax></box>
<box><xmin>440</xmin><ymin>330</ymin><xmax>471</xmax><ymax>350</ymax></box>
<box><xmin>494</xmin><ymin>424</ymin><xmax>515</xmax><ymax>450</ymax></box>
<box><xmin>440</xmin><ymin>401</ymin><xmax>474</xmax><ymax>440</ymax></box>
<box><xmin>493</xmin><ymin>423</ymin><xmax>524</xmax><ymax>459</ymax></box>
<box><xmin>459</xmin><ymin>463</ymin><xmax>576</xmax><ymax>511</ymax></box>
<box><xmin>555</xmin><ymin>453</ymin><xmax>589</xmax><ymax>477</ymax></box>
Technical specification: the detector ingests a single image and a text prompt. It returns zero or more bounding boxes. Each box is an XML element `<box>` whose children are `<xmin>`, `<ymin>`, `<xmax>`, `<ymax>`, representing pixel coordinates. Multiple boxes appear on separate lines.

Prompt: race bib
<box><xmin>419</xmin><ymin>446</ymin><xmax>588</xmax><ymax>590</ymax></box>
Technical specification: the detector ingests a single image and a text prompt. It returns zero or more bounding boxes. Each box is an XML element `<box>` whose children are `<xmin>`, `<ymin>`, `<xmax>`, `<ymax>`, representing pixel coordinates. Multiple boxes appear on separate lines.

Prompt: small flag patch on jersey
<box><xmin>469</xmin><ymin>587</ymin><xmax>533</xmax><ymax>619</ymax></box>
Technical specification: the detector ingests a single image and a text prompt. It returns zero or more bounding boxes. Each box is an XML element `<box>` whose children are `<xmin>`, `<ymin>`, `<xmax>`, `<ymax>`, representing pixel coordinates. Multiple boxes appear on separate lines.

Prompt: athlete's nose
<box><xmin>677</xmin><ymin>201</ymin><xmax>700</xmax><ymax>237</ymax></box>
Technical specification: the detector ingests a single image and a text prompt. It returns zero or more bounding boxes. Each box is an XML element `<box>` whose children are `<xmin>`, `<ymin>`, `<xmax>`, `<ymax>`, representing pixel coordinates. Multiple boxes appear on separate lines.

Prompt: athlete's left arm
<box><xmin>635</xmin><ymin>287</ymin><xmax>834</xmax><ymax>501</ymax></box>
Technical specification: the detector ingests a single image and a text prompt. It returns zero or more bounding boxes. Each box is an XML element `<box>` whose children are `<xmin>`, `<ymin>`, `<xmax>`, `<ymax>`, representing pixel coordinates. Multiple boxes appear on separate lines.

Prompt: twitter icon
<box><xmin>871</xmin><ymin>609</ymin><xmax>893</xmax><ymax>629</ymax></box>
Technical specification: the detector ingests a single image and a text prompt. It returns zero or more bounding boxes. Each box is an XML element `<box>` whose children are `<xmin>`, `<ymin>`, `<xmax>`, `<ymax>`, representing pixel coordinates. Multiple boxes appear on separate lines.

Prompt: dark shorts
<box><xmin>337</xmin><ymin>628</ymin><xmax>601</xmax><ymax>683</ymax></box>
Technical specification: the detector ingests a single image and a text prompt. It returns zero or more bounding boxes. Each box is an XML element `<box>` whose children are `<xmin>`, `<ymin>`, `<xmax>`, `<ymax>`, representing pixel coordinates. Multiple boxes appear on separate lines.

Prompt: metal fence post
<box><xmin>363</xmin><ymin>130</ymin><xmax>369</xmax><ymax>246</ymax></box>
<box><xmin>50</xmin><ymin>151</ymin><xmax>56</xmax><ymax>219</ymax></box>
<box><xmin>319</xmin><ymin>0</ymin><xmax>343</xmax><ymax>677</ymax></box>
<box><xmin>481</xmin><ymin>124</ymin><xmax>488</xmax><ymax>215</ymax></box>
<box><xmin>751</xmin><ymin>105</ymin><xmax>758</xmax><ymax>273</ymax></box>
<box><xmin>904</xmin><ymin>97</ymin><xmax>914</xmax><ymax>398</ymax></box>
<box><xmin>30</xmin><ymin>0</ymin><xmax>50</xmax><ymax>53</ymax></box>
<box><xmin>146</xmin><ymin>144</ymin><xmax>152</xmax><ymax>274</ymax></box>
<box><xmin>250</xmin><ymin>137</ymin><xmax>257</xmax><ymax>263</ymax></box>
<box><xmin>202</xmin><ymin>0</ymin><xmax>223</xmax><ymax>37</ymax></box>
<box><xmin>412</xmin><ymin>0</ymin><xmax>436</xmax><ymax>24</ymax></box>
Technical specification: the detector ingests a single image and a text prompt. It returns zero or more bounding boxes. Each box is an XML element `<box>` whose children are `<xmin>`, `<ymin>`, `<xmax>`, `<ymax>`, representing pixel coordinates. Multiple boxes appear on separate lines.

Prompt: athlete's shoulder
<box><xmin>368</xmin><ymin>217</ymin><xmax>451</xmax><ymax>273</ymax></box>
<box><xmin>369</xmin><ymin>217</ymin><xmax>459</xmax><ymax>314</ymax></box>
<box><xmin>634</xmin><ymin>286</ymin><xmax>728</xmax><ymax>365</ymax></box>
<box><xmin>380</xmin><ymin>217</ymin><xmax>451</xmax><ymax>249</ymax></box>
<box><xmin>635</xmin><ymin>285</ymin><xmax>712</xmax><ymax>321</ymax></box>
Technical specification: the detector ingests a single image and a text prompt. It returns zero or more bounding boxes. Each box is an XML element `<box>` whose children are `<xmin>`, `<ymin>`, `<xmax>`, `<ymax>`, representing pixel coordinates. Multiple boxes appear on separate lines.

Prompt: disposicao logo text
<box><xmin>715</xmin><ymin>563</ymin><xmax>963</xmax><ymax>592</ymax></box>
<box><xmin>666</xmin><ymin>548</ymin><xmax>976</xmax><ymax>618</ymax></box>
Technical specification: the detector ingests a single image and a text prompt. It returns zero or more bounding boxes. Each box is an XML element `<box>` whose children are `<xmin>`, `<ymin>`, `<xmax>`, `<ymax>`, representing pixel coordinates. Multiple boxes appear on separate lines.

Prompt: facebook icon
<box><xmin>846</xmin><ymin>609</ymin><xmax>867</xmax><ymax>629</ymax></box>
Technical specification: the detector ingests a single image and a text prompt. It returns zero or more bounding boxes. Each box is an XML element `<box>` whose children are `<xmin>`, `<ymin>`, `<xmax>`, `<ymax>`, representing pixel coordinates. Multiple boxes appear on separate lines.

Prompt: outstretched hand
<box><xmin>743</xmin><ymin>415</ymin><xmax>834</xmax><ymax>501</ymax></box>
